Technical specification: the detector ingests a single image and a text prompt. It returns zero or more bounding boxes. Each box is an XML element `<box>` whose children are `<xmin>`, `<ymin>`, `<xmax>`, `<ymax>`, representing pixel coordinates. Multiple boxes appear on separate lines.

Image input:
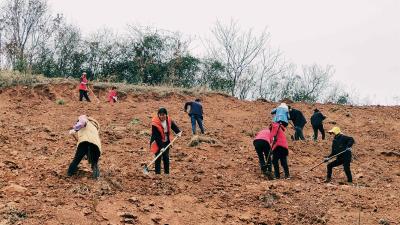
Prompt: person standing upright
<box><xmin>311</xmin><ymin>108</ymin><xmax>326</xmax><ymax>141</ymax></box>
<box><xmin>78</xmin><ymin>72</ymin><xmax>91</xmax><ymax>102</ymax></box>
<box><xmin>150</xmin><ymin>107</ymin><xmax>182</xmax><ymax>174</ymax></box>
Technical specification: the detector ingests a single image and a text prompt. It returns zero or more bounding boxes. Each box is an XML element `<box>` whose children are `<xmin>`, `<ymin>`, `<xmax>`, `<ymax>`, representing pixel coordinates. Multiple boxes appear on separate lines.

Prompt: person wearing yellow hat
<box><xmin>324</xmin><ymin>126</ymin><xmax>355</xmax><ymax>183</ymax></box>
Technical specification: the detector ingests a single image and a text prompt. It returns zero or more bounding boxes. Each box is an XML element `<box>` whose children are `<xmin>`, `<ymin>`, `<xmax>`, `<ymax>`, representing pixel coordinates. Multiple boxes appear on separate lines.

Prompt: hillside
<box><xmin>0</xmin><ymin>81</ymin><xmax>399</xmax><ymax>225</ymax></box>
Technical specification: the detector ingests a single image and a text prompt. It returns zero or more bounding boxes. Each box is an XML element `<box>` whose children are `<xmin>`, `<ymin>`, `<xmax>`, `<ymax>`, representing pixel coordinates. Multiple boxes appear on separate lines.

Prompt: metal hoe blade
<box><xmin>143</xmin><ymin>165</ymin><xmax>150</xmax><ymax>175</ymax></box>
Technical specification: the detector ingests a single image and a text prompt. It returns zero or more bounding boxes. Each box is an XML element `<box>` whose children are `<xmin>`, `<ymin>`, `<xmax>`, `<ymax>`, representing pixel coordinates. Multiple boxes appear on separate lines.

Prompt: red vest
<box><xmin>150</xmin><ymin>116</ymin><xmax>173</xmax><ymax>153</ymax></box>
<box><xmin>78</xmin><ymin>77</ymin><xmax>88</xmax><ymax>91</ymax></box>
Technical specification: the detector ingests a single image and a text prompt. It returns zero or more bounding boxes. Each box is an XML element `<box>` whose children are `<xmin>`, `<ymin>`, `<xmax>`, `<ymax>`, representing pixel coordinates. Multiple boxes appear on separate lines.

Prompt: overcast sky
<box><xmin>47</xmin><ymin>0</ymin><xmax>400</xmax><ymax>105</ymax></box>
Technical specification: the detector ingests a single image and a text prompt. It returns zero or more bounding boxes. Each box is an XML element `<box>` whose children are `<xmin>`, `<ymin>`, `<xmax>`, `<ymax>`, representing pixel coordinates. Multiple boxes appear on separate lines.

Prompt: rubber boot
<box><xmin>92</xmin><ymin>164</ymin><xmax>100</xmax><ymax>179</ymax></box>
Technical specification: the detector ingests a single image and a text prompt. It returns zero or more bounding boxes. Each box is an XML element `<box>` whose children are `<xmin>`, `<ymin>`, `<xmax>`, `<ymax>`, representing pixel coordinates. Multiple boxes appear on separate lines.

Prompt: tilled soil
<box><xmin>0</xmin><ymin>82</ymin><xmax>399</xmax><ymax>225</ymax></box>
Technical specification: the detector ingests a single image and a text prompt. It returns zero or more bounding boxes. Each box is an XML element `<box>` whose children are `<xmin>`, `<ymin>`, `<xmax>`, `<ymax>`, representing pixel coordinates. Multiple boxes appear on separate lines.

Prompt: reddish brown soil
<box><xmin>0</xmin><ymin>82</ymin><xmax>399</xmax><ymax>225</ymax></box>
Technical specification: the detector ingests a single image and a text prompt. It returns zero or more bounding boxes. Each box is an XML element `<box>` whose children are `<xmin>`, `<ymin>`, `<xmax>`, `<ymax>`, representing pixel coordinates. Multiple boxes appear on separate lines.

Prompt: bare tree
<box><xmin>1</xmin><ymin>0</ymin><xmax>50</xmax><ymax>68</ymax></box>
<box><xmin>272</xmin><ymin>63</ymin><xmax>296</xmax><ymax>100</ymax></box>
<box><xmin>0</xmin><ymin>17</ymin><xmax>5</xmax><ymax>68</ymax></box>
<box><xmin>207</xmin><ymin>20</ymin><xmax>269</xmax><ymax>97</ymax></box>
<box><xmin>256</xmin><ymin>49</ymin><xmax>287</xmax><ymax>99</ymax></box>
<box><xmin>291</xmin><ymin>64</ymin><xmax>333</xmax><ymax>102</ymax></box>
<box><xmin>53</xmin><ymin>18</ymin><xmax>82</xmax><ymax>77</ymax></box>
<box><xmin>324</xmin><ymin>81</ymin><xmax>350</xmax><ymax>104</ymax></box>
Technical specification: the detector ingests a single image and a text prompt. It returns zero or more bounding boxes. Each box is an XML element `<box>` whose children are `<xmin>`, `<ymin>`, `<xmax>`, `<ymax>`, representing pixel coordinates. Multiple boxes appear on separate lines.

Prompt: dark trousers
<box><xmin>79</xmin><ymin>90</ymin><xmax>91</xmax><ymax>102</ymax></box>
<box><xmin>155</xmin><ymin>141</ymin><xmax>170</xmax><ymax>174</ymax></box>
<box><xmin>67</xmin><ymin>142</ymin><xmax>100</xmax><ymax>178</ymax></box>
<box><xmin>278</xmin><ymin>121</ymin><xmax>288</xmax><ymax>127</ymax></box>
<box><xmin>327</xmin><ymin>159</ymin><xmax>352</xmax><ymax>182</ymax></box>
<box><xmin>253</xmin><ymin>140</ymin><xmax>272</xmax><ymax>173</ymax></box>
<box><xmin>191</xmin><ymin>114</ymin><xmax>205</xmax><ymax>134</ymax></box>
<box><xmin>272</xmin><ymin>147</ymin><xmax>290</xmax><ymax>178</ymax></box>
<box><xmin>312</xmin><ymin>124</ymin><xmax>325</xmax><ymax>141</ymax></box>
<box><xmin>294</xmin><ymin>125</ymin><xmax>305</xmax><ymax>140</ymax></box>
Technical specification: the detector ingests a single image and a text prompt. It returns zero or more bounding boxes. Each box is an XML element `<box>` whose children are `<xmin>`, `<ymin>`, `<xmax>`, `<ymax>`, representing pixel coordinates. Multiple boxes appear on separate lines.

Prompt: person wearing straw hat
<box><xmin>325</xmin><ymin>126</ymin><xmax>355</xmax><ymax>183</ymax></box>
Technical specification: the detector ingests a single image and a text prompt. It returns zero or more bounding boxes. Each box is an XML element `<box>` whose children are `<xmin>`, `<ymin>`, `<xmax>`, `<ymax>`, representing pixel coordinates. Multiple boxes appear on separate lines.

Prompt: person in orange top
<box><xmin>78</xmin><ymin>72</ymin><xmax>91</xmax><ymax>102</ymax></box>
<box><xmin>150</xmin><ymin>107</ymin><xmax>181</xmax><ymax>174</ymax></box>
<box><xmin>108</xmin><ymin>86</ymin><xmax>118</xmax><ymax>104</ymax></box>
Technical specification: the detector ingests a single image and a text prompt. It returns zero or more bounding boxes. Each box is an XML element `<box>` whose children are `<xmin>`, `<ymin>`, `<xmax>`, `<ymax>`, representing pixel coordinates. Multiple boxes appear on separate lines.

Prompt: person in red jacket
<box><xmin>78</xmin><ymin>72</ymin><xmax>91</xmax><ymax>102</ymax></box>
<box><xmin>108</xmin><ymin>86</ymin><xmax>118</xmax><ymax>104</ymax></box>
<box><xmin>253</xmin><ymin>128</ymin><xmax>273</xmax><ymax>179</ymax></box>
<box><xmin>270</xmin><ymin>122</ymin><xmax>290</xmax><ymax>179</ymax></box>
<box><xmin>150</xmin><ymin>107</ymin><xmax>181</xmax><ymax>174</ymax></box>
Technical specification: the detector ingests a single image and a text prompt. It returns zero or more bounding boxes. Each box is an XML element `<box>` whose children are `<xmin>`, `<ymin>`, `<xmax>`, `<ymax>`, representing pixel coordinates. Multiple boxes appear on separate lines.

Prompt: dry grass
<box><xmin>0</xmin><ymin>70</ymin><xmax>231</xmax><ymax>99</ymax></box>
<box><xmin>188</xmin><ymin>135</ymin><xmax>223</xmax><ymax>147</ymax></box>
<box><xmin>93</xmin><ymin>81</ymin><xmax>230</xmax><ymax>98</ymax></box>
<box><xmin>0</xmin><ymin>70</ymin><xmax>42</xmax><ymax>88</ymax></box>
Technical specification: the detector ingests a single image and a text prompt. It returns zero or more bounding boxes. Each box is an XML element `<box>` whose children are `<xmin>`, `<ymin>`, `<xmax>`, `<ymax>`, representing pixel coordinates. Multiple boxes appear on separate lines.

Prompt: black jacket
<box><xmin>311</xmin><ymin>111</ymin><xmax>326</xmax><ymax>127</ymax></box>
<box><xmin>289</xmin><ymin>109</ymin><xmax>307</xmax><ymax>127</ymax></box>
<box><xmin>329</xmin><ymin>134</ymin><xmax>355</xmax><ymax>161</ymax></box>
<box><xmin>151</xmin><ymin>119</ymin><xmax>181</xmax><ymax>151</ymax></box>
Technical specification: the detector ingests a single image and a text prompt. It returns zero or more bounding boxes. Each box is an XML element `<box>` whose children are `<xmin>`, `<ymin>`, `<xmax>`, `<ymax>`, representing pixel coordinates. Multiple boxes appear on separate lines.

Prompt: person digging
<box><xmin>150</xmin><ymin>107</ymin><xmax>182</xmax><ymax>174</ymax></box>
<box><xmin>270</xmin><ymin>122</ymin><xmax>290</xmax><ymax>179</ymax></box>
<box><xmin>67</xmin><ymin>115</ymin><xmax>101</xmax><ymax>179</ymax></box>
<box><xmin>324</xmin><ymin>126</ymin><xmax>355</xmax><ymax>183</ymax></box>
<box><xmin>184</xmin><ymin>98</ymin><xmax>205</xmax><ymax>135</ymax></box>
<box><xmin>253</xmin><ymin>127</ymin><xmax>273</xmax><ymax>179</ymax></box>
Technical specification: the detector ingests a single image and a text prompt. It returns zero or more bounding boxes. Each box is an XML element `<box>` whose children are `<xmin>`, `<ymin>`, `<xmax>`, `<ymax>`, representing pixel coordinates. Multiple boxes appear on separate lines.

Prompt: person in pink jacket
<box><xmin>270</xmin><ymin>122</ymin><xmax>290</xmax><ymax>179</ymax></box>
<box><xmin>253</xmin><ymin>128</ymin><xmax>273</xmax><ymax>179</ymax></box>
<box><xmin>107</xmin><ymin>86</ymin><xmax>118</xmax><ymax>104</ymax></box>
<box><xmin>78</xmin><ymin>72</ymin><xmax>91</xmax><ymax>102</ymax></box>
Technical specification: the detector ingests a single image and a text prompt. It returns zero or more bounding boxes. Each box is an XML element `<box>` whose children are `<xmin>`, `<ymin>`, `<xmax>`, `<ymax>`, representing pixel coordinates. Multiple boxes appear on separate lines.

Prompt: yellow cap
<box><xmin>328</xmin><ymin>127</ymin><xmax>341</xmax><ymax>135</ymax></box>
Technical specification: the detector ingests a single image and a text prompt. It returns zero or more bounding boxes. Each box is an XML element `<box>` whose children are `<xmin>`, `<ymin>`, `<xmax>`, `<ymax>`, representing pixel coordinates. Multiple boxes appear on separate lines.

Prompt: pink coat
<box><xmin>254</xmin><ymin>128</ymin><xmax>272</xmax><ymax>145</ymax></box>
<box><xmin>270</xmin><ymin>122</ymin><xmax>288</xmax><ymax>151</ymax></box>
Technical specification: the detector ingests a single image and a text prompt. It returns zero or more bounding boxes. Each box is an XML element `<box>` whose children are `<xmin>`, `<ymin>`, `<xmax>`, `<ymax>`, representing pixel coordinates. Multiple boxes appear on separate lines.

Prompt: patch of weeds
<box><xmin>130</xmin><ymin>118</ymin><xmax>141</xmax><ymax>125</ymax></box>
<box><xmin>56</xmin><ymin>99</ymin><xmax>65</xmax><ymax>105</ymax></box>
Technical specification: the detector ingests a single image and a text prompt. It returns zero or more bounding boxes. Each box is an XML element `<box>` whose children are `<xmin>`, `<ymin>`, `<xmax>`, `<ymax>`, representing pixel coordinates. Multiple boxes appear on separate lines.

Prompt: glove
<box><xmin>69</xmin><ymin>129</ymin><xmax>76</xmax><ymax>134</ymax></box>
<box><xmin>323</xmin><ymin>157</ymin><xmax>330</xmax><ymax>163</ymax></box>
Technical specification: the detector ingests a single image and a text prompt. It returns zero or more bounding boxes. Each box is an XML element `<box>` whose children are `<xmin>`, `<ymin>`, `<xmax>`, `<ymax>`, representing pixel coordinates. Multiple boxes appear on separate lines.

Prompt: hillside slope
<box><xmin>0</xmin><ymin>82</ymin><xmax>399</xmax><ymax>225</ymax></box>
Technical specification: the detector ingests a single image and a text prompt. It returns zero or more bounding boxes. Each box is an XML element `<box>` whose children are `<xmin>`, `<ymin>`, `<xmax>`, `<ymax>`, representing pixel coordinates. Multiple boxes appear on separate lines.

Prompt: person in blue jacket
<box><xmin>271</xmin><ymin>102</ymin><xmax>290</xmax><ymax>127</ymax></box>
<box><xmin>184</xmin><ymin>99</ymin><xmax>205</xmax><ymax>135</ymax></box>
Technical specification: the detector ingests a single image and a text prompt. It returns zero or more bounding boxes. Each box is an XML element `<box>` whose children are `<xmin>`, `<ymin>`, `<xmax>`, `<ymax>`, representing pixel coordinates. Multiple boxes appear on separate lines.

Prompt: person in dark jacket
<box><xmin>288</xmin><ymin>106</ymin><xmax>306</xmax><ymax>140</ymax></box>
<box><xmin>184</xmin><ymin>99</ymin><xmax>204</xmax><ymax>135</ymax></box>
<box><xmin>325</xmin><ymin>127</ymin><xmax>355</xmax><ymax>183</ymax></box>
<box><xmin>150</xmin><ymin>107</ymin><xmax>181</xmax><ymax>174</ymax></box>
<box><xmin>253</xmin><ymin>128</ymin><xmax>273</xmax><ymax>179</ymax></box>
<box><xmin>311</xmin><ymin>109</ymin><xmax>326</xmax><ymax>141</ymax></box>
